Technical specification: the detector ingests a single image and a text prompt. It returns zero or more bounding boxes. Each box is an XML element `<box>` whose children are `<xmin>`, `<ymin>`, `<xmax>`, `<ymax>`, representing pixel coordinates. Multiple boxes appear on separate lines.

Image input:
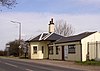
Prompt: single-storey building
<box><xmin>49</xmin><ymin>31</ymin><xmax>100</xmax><ymax>61</ymax></box>
<box><xmin>27</xmin><ymin>18</ymin><xmax>100</xmax><ymax>61</ymax></box>
<box><xmin>27</xmin><ymin>18</ymin><xmax>63</xmax><ymax>59</ymax></box>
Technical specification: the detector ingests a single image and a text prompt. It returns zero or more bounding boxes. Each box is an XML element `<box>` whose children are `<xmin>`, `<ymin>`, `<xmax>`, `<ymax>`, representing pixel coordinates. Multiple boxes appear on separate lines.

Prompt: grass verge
<box><xmin>76</xmin><ymin>60</ymin><xmax>100</xmax><ymax>66</ymax></box>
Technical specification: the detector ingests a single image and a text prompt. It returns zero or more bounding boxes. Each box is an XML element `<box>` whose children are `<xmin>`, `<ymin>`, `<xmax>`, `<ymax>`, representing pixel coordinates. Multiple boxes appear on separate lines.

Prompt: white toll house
<box><xmin>26</xmin><ymin>18</ymin><xmax>63</xmax><ymax>59</ymax></box>
<box><xmin>27</xmin><ymin>18</ymin><xmax>100</xmax><ymax>61</ymax></box>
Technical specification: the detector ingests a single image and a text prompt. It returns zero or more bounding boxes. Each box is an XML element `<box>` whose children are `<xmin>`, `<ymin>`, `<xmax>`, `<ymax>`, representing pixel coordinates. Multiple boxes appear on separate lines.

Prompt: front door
<box><xmin>62</xmin><ymin>46</ymin><xmax>64</xmax><ymax>60</ymax></box>
<box><xmin>64</xmin><ymin>46</ymin><xmax>68</xmax><ymax>60</ymax></box>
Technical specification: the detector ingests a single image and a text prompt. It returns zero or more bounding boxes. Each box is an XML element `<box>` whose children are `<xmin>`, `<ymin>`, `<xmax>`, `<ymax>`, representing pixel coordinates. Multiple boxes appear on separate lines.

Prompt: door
<box><xmin>64</xmin><ymin>46</ymin><xmax>68</xmax><ymax>60</ymax></box>
<box><xmin>62</xmin><ymin>46</ymin><xmax>64</xmax><ymax>60</ymax></box>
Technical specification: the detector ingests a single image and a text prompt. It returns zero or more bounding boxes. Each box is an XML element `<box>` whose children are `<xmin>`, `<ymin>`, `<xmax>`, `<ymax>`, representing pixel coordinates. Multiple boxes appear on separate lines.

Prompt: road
<box><xmin>0</xmin><ymin>58</ymin><xmax>83</xmax><ymax>71</ymax></box>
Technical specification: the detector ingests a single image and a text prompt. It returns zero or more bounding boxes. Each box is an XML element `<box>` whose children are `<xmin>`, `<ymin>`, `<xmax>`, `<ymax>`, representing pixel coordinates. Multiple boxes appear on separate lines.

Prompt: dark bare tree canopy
<box><xmin>0</xmin><ymin>0</ymin><xmax>17</xmax><ymax>8</ymax></box>
<box><xmin>55</xmin><ymin>20</ymin><xmax>75</xmax><ymax>36</ymax></box>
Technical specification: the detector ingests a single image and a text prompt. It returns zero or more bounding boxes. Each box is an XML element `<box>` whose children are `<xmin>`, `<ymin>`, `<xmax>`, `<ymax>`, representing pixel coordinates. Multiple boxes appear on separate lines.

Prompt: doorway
<box><xmin>62</xmin><ymin>46</ymin><xmax>64</xmax><ymax>60</ymax></box>
<box><xmin>62</xmin><ymin>46</ymin><xmax>68</xmax><ymax>60</ymax></box>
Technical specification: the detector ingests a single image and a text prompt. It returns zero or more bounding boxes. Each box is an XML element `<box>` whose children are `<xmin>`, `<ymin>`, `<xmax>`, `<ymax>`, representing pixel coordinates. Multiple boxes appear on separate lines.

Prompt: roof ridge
<box><xmin>66</xmin><ymin>31</ymin><xmax>96</xmax><ymax>38</ymax></box>
<box><xmin>55</xmin><ymin>31</ymin><xmax>97</xmax><ymax>43</ymax></box>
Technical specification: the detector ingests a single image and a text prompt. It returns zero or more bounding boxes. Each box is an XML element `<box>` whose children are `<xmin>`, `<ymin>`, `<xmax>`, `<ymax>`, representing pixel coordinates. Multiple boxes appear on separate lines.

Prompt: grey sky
<box><xmin>0</xmin><ymin>0</ymin><xmax>100</xmax><ymax>50</ymax></box>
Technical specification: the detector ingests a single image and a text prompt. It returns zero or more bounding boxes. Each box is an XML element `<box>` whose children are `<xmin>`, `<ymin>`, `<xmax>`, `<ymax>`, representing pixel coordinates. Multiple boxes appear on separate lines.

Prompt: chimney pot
<box><xmin>51</xmin><ymin>18</ymin><xmax>53</xmax><ymax>23</ymax></box>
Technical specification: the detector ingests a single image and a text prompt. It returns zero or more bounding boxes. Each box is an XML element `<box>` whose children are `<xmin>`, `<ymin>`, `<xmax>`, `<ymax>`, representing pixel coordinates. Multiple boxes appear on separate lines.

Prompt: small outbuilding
<box><xmin>49</xmin><ymin>31</ymin><xmax>100</xmax><ymax>61</ymax></box>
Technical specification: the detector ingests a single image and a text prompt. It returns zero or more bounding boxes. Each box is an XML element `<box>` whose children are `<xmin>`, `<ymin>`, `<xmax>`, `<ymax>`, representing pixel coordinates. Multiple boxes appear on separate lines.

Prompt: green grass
<box><xmin>76</xmin><ymin>60</ymin><xmax>100</xmax><ymax>66</ymax></box>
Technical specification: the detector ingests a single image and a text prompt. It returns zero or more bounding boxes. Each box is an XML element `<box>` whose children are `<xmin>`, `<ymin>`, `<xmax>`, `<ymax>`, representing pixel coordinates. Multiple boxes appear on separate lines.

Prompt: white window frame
<box><xmin>33</xmin><ymin>46</ymin><xmax>38</xmax><ymax>54</ymax></box>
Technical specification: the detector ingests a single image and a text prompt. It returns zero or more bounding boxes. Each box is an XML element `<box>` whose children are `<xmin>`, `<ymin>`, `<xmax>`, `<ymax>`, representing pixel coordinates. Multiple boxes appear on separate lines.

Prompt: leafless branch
<box><xmin>55</xmin><ymin>19</ymin><xmax>75</xmax><ymax>36</ymax></box>
<box><xmin>0</xmin><ymin>0</ymin><xmax>17</xmax><ymax>8</ymax></box>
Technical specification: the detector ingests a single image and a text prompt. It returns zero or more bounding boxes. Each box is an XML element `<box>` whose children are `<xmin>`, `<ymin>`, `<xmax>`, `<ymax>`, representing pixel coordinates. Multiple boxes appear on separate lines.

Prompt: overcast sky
<box><xmin>0</xmin><ymin>0</ymin><xmax>100</xmax><ymax>50</ymax></box>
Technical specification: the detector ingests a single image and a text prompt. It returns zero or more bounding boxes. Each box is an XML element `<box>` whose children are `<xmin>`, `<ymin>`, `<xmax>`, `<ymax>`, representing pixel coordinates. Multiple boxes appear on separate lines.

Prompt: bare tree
<box><xmin>0</xmin><ymin>0</ymin><xmax>17</xmax><ymax>8</ymax></box>
<box><xmin>55</xmin><ymin>20</ymin><xmax>75</xmax><ymax>36</ymax></box>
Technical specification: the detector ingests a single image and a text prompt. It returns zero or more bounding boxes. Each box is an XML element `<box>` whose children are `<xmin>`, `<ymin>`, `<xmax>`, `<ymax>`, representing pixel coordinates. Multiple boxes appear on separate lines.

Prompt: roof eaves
<box><xmin>55</xmin><ymin>40</ymin><xmax>81</xmax><ymax>44</ymax></box>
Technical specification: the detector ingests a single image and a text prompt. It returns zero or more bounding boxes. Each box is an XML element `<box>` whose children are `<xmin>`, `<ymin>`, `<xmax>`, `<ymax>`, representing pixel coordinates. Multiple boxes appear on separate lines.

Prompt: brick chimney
<box><xmin>49</xmin><ymin>18</ymin><xmax>54</xmax><ymax>33</ymax></box>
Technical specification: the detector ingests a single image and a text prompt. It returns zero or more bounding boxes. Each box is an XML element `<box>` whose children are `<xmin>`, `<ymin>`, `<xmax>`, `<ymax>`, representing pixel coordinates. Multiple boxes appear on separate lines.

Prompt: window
<box><xmin>42</xmin><ymin>46</ymin><xmax>44</xmax><ymax>53</ymax></box>
<box><xmin>68</xmin><ymin>45</ymin><xmax>75</xmax><ymax>54</ymax></box>
<box><xmin>56</xmin><ymin>46</ymin><xmax>59</xmax><ymax>54</ymax></box>
<box><xmin>49</xmin><ymin>46</ymin><xmax>53</xmax><ymax>54</ymax></box>
<box><xmin>33</xmin><ymin>46</ymin><xmax>37</xmax><ymax>54</ymax></box>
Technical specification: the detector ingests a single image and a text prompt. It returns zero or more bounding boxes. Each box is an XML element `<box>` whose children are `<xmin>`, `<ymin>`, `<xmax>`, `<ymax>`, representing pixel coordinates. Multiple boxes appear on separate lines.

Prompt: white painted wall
<box><xmin>81</xmin><ymin>32</ymin><xmax>100</xmax><ymax>61</ymax></box>
<box><xmin>29</xmin><ymin>41</ymin><xmax>49</xmax><ymax>59</ymax></box>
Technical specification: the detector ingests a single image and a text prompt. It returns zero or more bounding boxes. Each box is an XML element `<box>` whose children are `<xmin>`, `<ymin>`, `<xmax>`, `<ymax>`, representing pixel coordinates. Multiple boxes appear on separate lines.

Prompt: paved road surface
<box><xmin>0</xmin><ymin>58</ymin><xmax>84</xmax><ymax>71</ymax></box>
